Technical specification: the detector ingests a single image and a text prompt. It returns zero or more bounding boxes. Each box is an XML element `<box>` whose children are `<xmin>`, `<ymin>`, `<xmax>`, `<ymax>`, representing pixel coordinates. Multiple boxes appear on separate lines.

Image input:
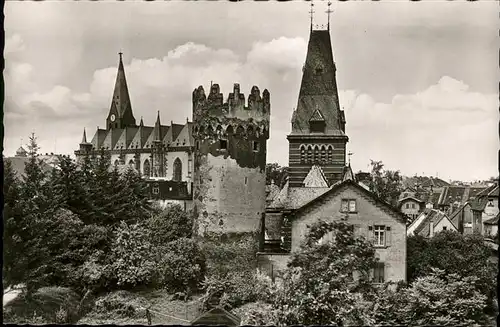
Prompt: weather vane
<box><xmin>326</xmin><ymin>1</ymin><xmax>333</xmax><ymax>31</ymax></box>
<box><xmin>119</xmin><ymin>51</ymin><xmax>123</xmax><ymax>60</ymax></box>
<box><xmin>348</xmin><ymin>152</ymin><xmax>354</xmax><ymax>164</ymax></box>
<box><xmin>309</xmin><ymin>1</ymin><xmax>315</xmax><ymax>31</ymax></box>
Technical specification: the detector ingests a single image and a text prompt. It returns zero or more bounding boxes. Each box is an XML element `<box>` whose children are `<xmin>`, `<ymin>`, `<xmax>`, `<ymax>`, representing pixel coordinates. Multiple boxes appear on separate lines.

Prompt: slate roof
<box><xmin>266</xmin><ymin>180</ymin><xmax>330</xmax><ymax>210</ymax></box>
<box><xmin>4</xmin><ymin>156</ymin><xmax>54</xmax><ymax>178</ymax></box>
<box><xmin>411</xmin><ymin>208</ymin><xmax>455</xmax><ymax>237</ymax></box>
<box><xmin>291</xmin><ymin>179</ymin><xmax>407</xmax><ymax>224</ymax></box>
<box><xmin>303</xmin><ymin>165</ymin><xmax>329</xmax><ymax>187</ymax></box>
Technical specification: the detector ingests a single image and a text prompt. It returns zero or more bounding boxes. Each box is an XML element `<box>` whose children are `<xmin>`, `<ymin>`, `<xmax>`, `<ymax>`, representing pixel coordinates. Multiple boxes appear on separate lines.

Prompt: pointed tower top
<box><xmin>326</xmin><ymin>1</ymin><xmax>333</xmax><ymax>31</ymax></box>
<box><xmin>81</xmin><ymin>128</ymin><xmax>88</xmax><ymax>144</ymax></box>
<box><xmin>140</xmin><ymin>116</ymin><xmax>144</xmax><ymax>127</ymax></box>
<box><xmin>108</xmin><ymin>51</ymin><xmax>136</xmax><ymax>129</ymax></box>
<box><xmin>153</xmin><ymin>111</ymin><xmax>162</xmax><ymax>141</ymax></box>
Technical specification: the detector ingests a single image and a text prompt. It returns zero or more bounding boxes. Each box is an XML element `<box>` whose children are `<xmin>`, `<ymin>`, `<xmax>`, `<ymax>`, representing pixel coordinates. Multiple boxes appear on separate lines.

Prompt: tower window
<box><xmin>252</xmin><ymin>141</ymin><xmax>260</xmax><ymax>152</ymax></box>
<box><xmin>196</xmin><ymin>141</ymin><xmax>200</xmax><ymax>150</ymax></box>
<box><xmin>310</xmin><ymin>121</ymin><xmax>325</xmax><ymax>133</ymax></box>
<box><xmin>220</xmin><ymin>139</ymin><xmax>228</xmax><ymax>150</ymax></box>
<box><xmin>315</xmin><ymin>67</ymin><xmax>323</xmax><ymax>75</ymax></box>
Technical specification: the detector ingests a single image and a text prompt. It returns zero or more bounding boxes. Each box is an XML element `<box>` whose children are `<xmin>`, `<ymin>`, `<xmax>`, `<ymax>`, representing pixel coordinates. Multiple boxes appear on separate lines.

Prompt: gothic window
<box><xmin>300</xmin><ymin>145</ymin><xmax>306</xmax><ymax>164</ymax></box>
<box><xmin>128</xmin><ymin>159</ymin><xmax>134</xmax><ymax>167</ymax></box>
<box><xmin>252</xmin><ymin>141</ymin><xmax>260</xmax><ymax>152</ymax></box>
<box><xmin>114</xmin><ymin>159</ymin><xmax>119</xmax><ymax>167</ymax></box>
<box><xmin>327</xmin><ymin>145</ymin><xmax>333</xmax><ymax>163</ymax></box>
<box><xmin>143</xmin><ymin>159</ymin><xmax>151</xmax><ymax>177</ymax></box>
<box><xmin>173</xmin><ymin>158</ymin><xmax>182</xmax><ymax>182</ymax></box>
<box><xmin>307</xmin><ymin>145</ymin><xmax>313</xmax><ymax>164</ymax></box>
<box><xmin>320</xmin><ymin>145</ymin><xmax>326</xmax><ymax>164</ymax></box>
<box><xmin>313</xmin><ymin>146</ymin><xmax>320</xmax><ymax>164</ymax></box>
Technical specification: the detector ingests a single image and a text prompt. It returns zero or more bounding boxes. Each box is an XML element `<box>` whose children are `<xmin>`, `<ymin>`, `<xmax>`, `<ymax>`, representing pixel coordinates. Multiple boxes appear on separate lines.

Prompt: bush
<box><xmin>93</xmin><ymin>290</ymin><xmax>148</xmax><ymax>318</ymax></box>
<box><xmin>155</xmin><ymin>238</ymin><xmax>206</xmax><ymax>293</ymax></box>
<box><xmin>3</xmin><ymin>287</ymin><xmax>81</xmax><ymax>324</ymax></box>
<box><xmin>147</xmin><ymin>204</ymin><xmax>194</xmax><ymax>245</ymax></box>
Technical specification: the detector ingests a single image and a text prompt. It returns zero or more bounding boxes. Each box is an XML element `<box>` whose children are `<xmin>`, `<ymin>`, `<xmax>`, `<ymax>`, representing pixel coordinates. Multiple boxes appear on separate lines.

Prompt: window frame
<box><xmin>219</xmin><ymin>139</ymin><xmax>228</xmax><ymax>151</ymax></box>
<box><xmin>341</xmin><ymin>199</ymin><xmax>357</xmax><ymax>213</ymax></box>
<box><xmin>252</xmin><ymin>141</ymin><xmax>260</xmax><ymax>152</ymax></box>
<box><xmin>373</xmin><ymin>225</ymin><xmax>386</xmax><ymax>247</ymax></box>
<box><xmin>373</xmin><ymin>262</ymin><xmax>385</xmax><ymax>284</ymax></box>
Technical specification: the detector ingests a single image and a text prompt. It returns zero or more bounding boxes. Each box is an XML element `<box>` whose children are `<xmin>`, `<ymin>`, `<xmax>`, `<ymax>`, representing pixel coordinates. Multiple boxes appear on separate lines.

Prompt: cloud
<box><xmin>4</xmin><ymin>34</ymin><xmax>497</xmax><ymax>181</ymax></box>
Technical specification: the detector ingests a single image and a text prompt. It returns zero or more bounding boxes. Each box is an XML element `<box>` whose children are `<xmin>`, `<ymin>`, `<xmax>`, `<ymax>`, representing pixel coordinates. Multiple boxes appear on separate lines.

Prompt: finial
<box><xmin>119</xmin><ymin>51</ymin><xmax>123</xmax><ymax>61</ymax></box>
<box><xmin>309</xmin><ymin>1</ymin><xmax>315</xmax><ymax>32</ymax></box>
<box><xmin>210</xmin><ymin>80</ymin><xmax>213</xmax><ymax>87</ymax></box>
<box><xmin>326</xmin><ymin>1</ymin><xmax>333</xmax><ymax>31</ymax></box>
<box><xmin>348</xmin><ymin>152</ymin><xmax>353</xmax><ymax>165</ymax></box>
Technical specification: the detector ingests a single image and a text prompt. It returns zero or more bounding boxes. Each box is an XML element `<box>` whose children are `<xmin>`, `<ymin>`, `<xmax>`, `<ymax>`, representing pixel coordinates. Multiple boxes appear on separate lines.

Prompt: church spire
<box><xmin>81</xmin><ymin>128</ymin><xmax>88</xmax><ymax>144</ymax></box>
<box><xmin>107</xmin><ymin>52</ymin><xmax>136</xmax><ymax>129</ymax></box>
<box><xmin>326</xmin><ymin>1</ymin><xmax>333</xmax><ymax>31</ymax></box>
<box><xmin>153</xmin><ymin>111</ymin><xmax>162</xmax><ymax>141</ymax></box>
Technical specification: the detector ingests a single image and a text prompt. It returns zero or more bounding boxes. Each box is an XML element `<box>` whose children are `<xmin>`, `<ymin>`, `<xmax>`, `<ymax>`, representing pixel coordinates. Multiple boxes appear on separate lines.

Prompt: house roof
<box><xmin>291</xmin><ymin>179</ymin><xmax>407</xmax><ymax>224</ymax></box>
<box><xmin>399</xmin><ymin>196</ymin><xmax>425</xmax><ymax>205</ymax></box>
<box><xmin>191</xmin><ymin>306</ymin><xmax>241</xmax><ymax>326</ymax></box>
<box><xmin>448</xmin><ymin>202</ymin><xmax>470</xmax><ymax>227</ymax></box>
<box><xmin>411</xmin><ymin>208</ymin><xmax>454</xmax><ymax>237</ymax></box>
<box><xmin>4</xmin><ymin>156</ymin><xmax>54</xmax><ymax>178</ymax></box>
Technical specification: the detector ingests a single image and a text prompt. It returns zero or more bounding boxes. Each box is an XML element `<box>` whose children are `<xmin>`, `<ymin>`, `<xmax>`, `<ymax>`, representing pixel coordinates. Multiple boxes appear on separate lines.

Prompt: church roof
<box><xmin>90</xmin><ymin>128</ymin><xmax>108</xmax><ymax>150</ymax></box>
<box><xmin>303</xmin><ymin>165</ymin><xmax>329</xmax><ymax>187</ymax></box>
<box><xmin>113</xmin><ymin>126</ymin><xmax>139</xmax><ymax>150</ymax></box>
<box><xmin>290</xmin><ymin>29</ymin><xmax>345</xmax><ymax>137</ymax></box>
<box><xmin>129</xmin><ymin>125</ymin><xmax>154</xmax><ymax>149</ymax></box>
<box><xmin>171</xmin><ymin>121</ymin><xmax>193</xmax><ymax>147</ymax></box>
<box><xmin>101</xmin><ymin>128</ymin><xmax>123</xmax><ymax>150</ymax></box>
<box><xmin>15</xmin><ymin>146</ymin><xmax>27</xmax><ymax>157</ymax></box>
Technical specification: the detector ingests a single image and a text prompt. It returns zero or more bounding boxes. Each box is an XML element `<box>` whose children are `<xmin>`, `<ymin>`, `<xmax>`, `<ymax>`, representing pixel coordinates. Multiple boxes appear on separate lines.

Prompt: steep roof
<box><xmin>113</xmin><ymin>126</ymin><xmax>138</xmax><ymax>150</ymax></box>
<box><xmin>410</xmin><ymin>208</ymin><xmax>455</xmax><ymax>237</ymax></box>
<box><xmin>101</xmin><ymin>128</ymin><xmax>123</xmax><ymax>150</ymax></box>
<box><xmin>90</xmin><ymin>128</ymin><xmax>108</xmax><ymax>150</ymax></box>
<box><xmin>129</xmin><ymin>125</ymin><xmax>153</xmax><ymax>149</ymax></box>
<box><xmin>303</xmin><ymin>165</ymin><xmax>329</xmax><ymax>187</ymax></box>
<box><xmin>291</xmin><ymin>179</ymin><xmax>407</xmax><ymax>224</ymax></box>
<box><xmin>484</xmin><ymin>213</ymin><xmax>499</xmax><ymax>225</ymax></box>
<box><xmin>109</xmin><ymin>53</ymin><xmax>135</xmax><ymax>121</ymax></box>
<box><xmin>290</xmin><ymin>29</ymin><xmax>345</xmax><ymax>137</ymax></box>
<box><xmin>398</xmin><ymin>196</ymin><xmax>425</xmax><ymax>207</ymax></box>
<box><xmin>171</xmin><ymin>123</ymin><xmax>191</xmax><ymax>147</ymax></box>
<box><xmin>4</xmin><ymin>156</ymin><xmax>54</xmax><ymax>178</ymax></box>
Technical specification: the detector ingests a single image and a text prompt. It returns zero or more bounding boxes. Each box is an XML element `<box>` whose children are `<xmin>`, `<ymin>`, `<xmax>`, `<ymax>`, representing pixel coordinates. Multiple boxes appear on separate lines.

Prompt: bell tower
<box><xmin>287</xmin><ymin>2</ymin><xmax>348</xmax><ymax>187</ymax></box>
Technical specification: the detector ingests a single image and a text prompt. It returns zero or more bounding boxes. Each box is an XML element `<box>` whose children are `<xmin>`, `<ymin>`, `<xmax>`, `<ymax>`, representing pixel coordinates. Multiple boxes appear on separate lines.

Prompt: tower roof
<box><xmin>110</xmin><ymin>53</ymin><xmax>135</xmax><ymax>121</ymax></box>
<box><xmin>153</xmin><ymin>111</ymin><xmax>162</xmax><ymax>141</ymax></box>
<box><xmin>291</xmin><ymin>29</ymin><xmax>345</xmax><ymax>136</ymax></box>
<box><xmin>80</xmin><ymin>128</ymin><xmax>89</xmax><ymax>144</ymax></box>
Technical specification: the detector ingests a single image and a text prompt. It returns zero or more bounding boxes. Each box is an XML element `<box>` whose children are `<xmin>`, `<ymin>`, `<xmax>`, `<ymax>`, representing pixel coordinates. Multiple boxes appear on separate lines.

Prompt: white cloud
<box><xmin>5</xmin><ymin>34</ymin><xmax>25</xmax><ymax>55</ymax></box>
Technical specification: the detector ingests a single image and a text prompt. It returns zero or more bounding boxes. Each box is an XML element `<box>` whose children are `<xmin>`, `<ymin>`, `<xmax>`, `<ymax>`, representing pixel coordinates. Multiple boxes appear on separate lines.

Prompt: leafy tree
<box><xmin>156</xmin><ymin>238</ymin><xmax>207</xmax><ymax>294</ymax></box>
<box><xmin>407</xmin><ymin>231</ymin><xmax>497</xmax><ymax>314</ymax></box>
<box><xmin>265</xmin><ymin>163</ymin><xmax>288</xmax><ymax>188</ymax></box>
<box><xmin>269</xmin><ymin>218</ymin><xmax>378</xmax><ymax>326</ymax></box>
<box><xmin>370</xmin><ymin>268</ymin><xmax>489</xmax><ymax>325</ymax></box>
<box><xmin>368</xmin><ymin>160</ymin><xmax>403</xmax><ymax>207</ymax></box>
<box><xmin>146</xmin><ymin>204</ymin><xmax>193</xmax><ymax>245</ymax></box>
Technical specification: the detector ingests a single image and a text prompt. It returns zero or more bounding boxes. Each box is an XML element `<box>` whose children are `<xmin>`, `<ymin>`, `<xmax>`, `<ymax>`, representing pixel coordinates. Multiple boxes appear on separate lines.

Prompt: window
<box><xmin>310</xmin><ymin>121</ymin><xmax>325</xmax><ymax>133</ymax></box>
<box><xmin>196</xmin><ymin>141</ymin><xmax>200</xmax><ymax>150</ymax></box>
<box><xmin>300</xmin><ymin>146</ymin><xmax>306</xmax><ymax>164</ymax></box>
<box><xmin>152</xmin><ymin>186</ymin><xmax>159</xmax><ymax>195</ymax></box>
<box><xmin>220</xmin><ymin>139</ymin><xmax>228</xmax><ymax>150</ymax></box>
<box><xmin>374</xmin><ymin>225</ymin><xmax>386</xmax><ymax>247</ymax></box>
<box><xmin>373</xmin><ymin>262</ymin><xmax>385</xmax><ymax>283</ymax></box>
<box><xmin>405</xmin><ymin>203</ymin><xmax>410</xmax><ymax>209</ymax></box>
<box><xmin>173</xmin><ymin>158</ymin><xmax>182</xmax><ymax>182</ymax></box>
<box><xmin>252</xmin><ymin>141</ymin><xmax>260</xmax><ymax>152</ymax></box>
<box><xmin>443</xmin><ymin>226</ymin><xmax>447</xmax><ymax>231</ymax></box>
<box><xmin>341</xmin><ymin>199</ymin><xmax>357</xmax><ymax>213</ymax></box>
<box><xmin>244</xmin><ymin>177</ymin><xmax>248</xmax><ymax>184</ymax></box>
<box><xmin>411</xmin><ymin>203</ymin><xmax>416</xmax><ymax>209</ymax></box>
<box><xmin>488</xmin><ymin>200</ymin><xmax>494</xmax><ymax>207</ymax></box>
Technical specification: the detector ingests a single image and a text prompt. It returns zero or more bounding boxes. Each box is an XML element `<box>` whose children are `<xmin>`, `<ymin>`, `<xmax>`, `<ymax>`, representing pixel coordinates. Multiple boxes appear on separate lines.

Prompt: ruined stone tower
<box><xmin>192</xmin><ymin>83</ymin><xmax>270</xmax><ymax>237</ymax></box>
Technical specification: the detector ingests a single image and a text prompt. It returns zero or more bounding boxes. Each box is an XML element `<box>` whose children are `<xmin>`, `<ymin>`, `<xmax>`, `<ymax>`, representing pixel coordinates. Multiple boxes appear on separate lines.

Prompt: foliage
<box><xmin>267</xmin><ymin>218</ymin><xmax>378</xmax><ymax>326</ymax></box>
<box><xmin>265</xmin><ymin>163</ymin><xmax>288</xmax><ymax>188</ymax></box>
<box><xmin>156</xmin><ymin>238</ymin><xmax>207</xmax><ymax>293</ymax></box>
<box><xmin>407</xmin><ymin>231</ymin><xmax>498</xmax><ymax>313</ymax></box>
<box><xmin>369</xmin><ymin>269</ymin><xmax>488</xmax><ymax>326</ymax></box>
<box><xmin>368</xmin><ymin>160</ymin><xmax>403</xmax><ymax>207</ymax></box>
<box><xmin>110</xmin><ymin>221</ymin><xmax>158</xmax><ymax>288</ymax></box>
<box><xmin>238</xmin><ymin>301</ymin><xmax>279</xmax><ymax>325</ymax></box>
<box><xmin>3</xmin><ymin>287</ymin><xmax>81</xmax><ymax>324</ymax></box>
<box><xmin>147</xmin><ymin>204</ymin><xmax>194</xmax><ymax>245</ymax></box>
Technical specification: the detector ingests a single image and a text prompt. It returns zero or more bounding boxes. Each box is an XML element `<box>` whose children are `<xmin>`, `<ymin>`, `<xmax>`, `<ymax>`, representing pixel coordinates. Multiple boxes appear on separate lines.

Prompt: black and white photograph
<box><xmin>3</xmin><ymin>0</ymin><xmax>498</xmax><ymax>325</ymax></box>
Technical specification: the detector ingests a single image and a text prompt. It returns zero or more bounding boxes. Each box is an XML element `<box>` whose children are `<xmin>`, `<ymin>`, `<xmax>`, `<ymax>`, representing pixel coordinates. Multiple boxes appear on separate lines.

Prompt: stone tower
<box><xmin>106</xmin><ymin>53</ymin><xmax>137</xmax><ymax>130</ymax></box>
<box><xmin>192</xmin><ymin>83</ymin><xmax>270</xmax><ymax>237</ymax></box>
<box><xmin>287</xmin><ymin>26</ymin><xmax>348</xmax><ymax>187</ymax></box>
<box><xmin>75</xmin><ymin>128</ymin><xmax>93</xmax><ymax>164</ymax></box>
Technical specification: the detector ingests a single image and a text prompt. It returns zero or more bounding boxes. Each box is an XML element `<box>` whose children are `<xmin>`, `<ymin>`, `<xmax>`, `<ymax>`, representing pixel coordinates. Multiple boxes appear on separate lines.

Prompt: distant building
<box><xmin>435</xmin><ymin>185</ymin><xmax>487</xmax><ymax>215</ymax></box>
<box><xmin>407</xmin><ymin>208</ymin><xmax>457</xmax><ymax>237</ymax></box>
<box><xmin>483</xmin><ymin>213</ymin><xmax>499</xmax><ymax>239</ymax></box>
<box><xmin>74</xmin><ymin>53</ymin><xmax>195</xmax><ymax>209</ymax></box>
<box><xmin>470</xmin><ymin>184</ymin><xmax>499</xmax><ymax>237</ymax></box>
<box><xmin>398</xmin><ymin>196</ymin><xmax>425</xmax><ymax>223</ymax></box>
<box><xmin>4</xmin><ymin>146</ymin><xmax>56</xmax><ymax>178</ymax></box>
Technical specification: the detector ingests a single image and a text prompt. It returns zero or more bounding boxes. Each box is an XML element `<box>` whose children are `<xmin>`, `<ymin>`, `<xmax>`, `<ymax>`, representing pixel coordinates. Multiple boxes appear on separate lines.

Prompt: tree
<box><xmin>268</xmin><ymin>218</ymin><xmax>378</xmax><ymax>325</ymax></box>
<box><xmin>368</xmin><ymin>160</ymin><xmax>403</xmax><ymax>207</ymax></box>
<box><xmin>146</xmin><ymin>204</ymin><xmax>194</xmax><ymax>245</ymax></box>
<box><xmin>407</xmin><ymin>231</ymin><xmax>498</xmax><ymax>314</ymax></box>
<box><xmin>265</xmin><ymin>163</ymin><xmax>288</xmax><ymax>188</ymax></box>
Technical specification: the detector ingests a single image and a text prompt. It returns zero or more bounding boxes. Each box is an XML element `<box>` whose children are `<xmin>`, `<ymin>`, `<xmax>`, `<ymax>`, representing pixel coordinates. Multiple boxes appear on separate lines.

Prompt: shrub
<box><xmin>147</xmin><ymin>204</ymin><xmax>194</xmax><ymax>245</ymax></box>
<box><xmin>93</xmin><ymin>290</ymin><xmax>149</xmax><ymax>318</ymax></box>
<box><xmin>156</xmin><ymin>238</ymin><xmax>207</xmax><ymax>293</ymax></box>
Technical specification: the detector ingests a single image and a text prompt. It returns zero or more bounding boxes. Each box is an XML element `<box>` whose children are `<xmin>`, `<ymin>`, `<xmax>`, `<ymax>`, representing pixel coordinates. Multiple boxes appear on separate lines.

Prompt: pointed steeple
<box><xmin>139</xmin><ymin>116</ymin><xmax>144</xmax><ymax>127</ymax></box>
<box><xmin>107</xmin><ymin>52</ymin><xmax>136</xmax><ymax>129</ymax></box>
<box><xmin>153</xmin><ymin>111</ymin><xmax>162</xmax><ymax>141</ymax></box>
<box><xmin>81</xmin><ymin>128</ymin><xmax>88</xmax><ymax>144</ymax></box>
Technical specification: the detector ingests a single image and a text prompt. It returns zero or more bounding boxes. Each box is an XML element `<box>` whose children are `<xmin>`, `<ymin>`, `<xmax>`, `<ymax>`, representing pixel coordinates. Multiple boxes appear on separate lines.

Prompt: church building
<box><xmin>260</xmin><ymin>8</ymin><xmax>407</xmax><ymax>284</ymax></box>
<box><xmin>74</xmin><ymin>53</ymin><xmax>194</xmax><ymax>209</ymax></box>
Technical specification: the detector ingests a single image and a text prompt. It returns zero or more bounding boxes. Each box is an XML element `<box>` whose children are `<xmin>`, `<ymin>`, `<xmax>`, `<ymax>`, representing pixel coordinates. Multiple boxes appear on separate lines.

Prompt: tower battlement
<box><xmin>192</xmin><ymin>83</ymin><xmax>270</xmax><ymax>125</ymax></box>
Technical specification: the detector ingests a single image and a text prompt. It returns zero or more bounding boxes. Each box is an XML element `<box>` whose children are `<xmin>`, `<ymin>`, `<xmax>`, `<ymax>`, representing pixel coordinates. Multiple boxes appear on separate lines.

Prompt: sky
<box><xmin>4</xmin><ymin>1</ymin><xmax>498</xmax><ymax>182</ymax></box>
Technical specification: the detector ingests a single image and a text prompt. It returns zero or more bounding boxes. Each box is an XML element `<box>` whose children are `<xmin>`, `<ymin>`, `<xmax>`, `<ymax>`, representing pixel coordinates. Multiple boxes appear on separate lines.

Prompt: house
<box><xmin>398</xmin><ymin>196</ymin><xmax>425</xmax><ymax>223</ymax></box>
<box><xmin>470</xmin><ymin>184</ymin><xmax>499</xmax><ymax>237</ymax></box>
<box><xmin>407</xmin><ymin>208</ymin><xmax>457</xmax><ymax>237</ymax></box>
<box><xmin>4</xmin><ymin>146</ymin><xmax>56</xmax><ymax>179</ymax></box>
<box><xmin>260</xmin><ymin>168</ymin><xmax>407</xmax><ymax>284</ymax></box>
<box><xmin>448</xmin><ymin>202</ymin><xmax>476</xmax><ymax>234</ymax></box>
<box><xmin>436</xmin><ymin>185</ymin><xmax>487</xmax><ymax>215</ymax></box>
<box><xmin>483</xmin><ymin>213</ymin><xmax>499</xmax><ymax>239</ymax></box>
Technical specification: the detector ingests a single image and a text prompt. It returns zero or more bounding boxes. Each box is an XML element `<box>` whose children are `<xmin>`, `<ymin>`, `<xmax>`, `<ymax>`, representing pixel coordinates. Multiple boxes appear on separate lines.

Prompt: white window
<box><xmin>374</xmin><ymin>225</ymin><xmax>386</xmax><ymax>247</ymax></box>
<box><xmin>373</xmin><ymin>262</ymin><xmax>385</xmax><ymax>283</ymax></box>
<box><xmin>152</xmin><ymin>187</ymin><xmax>159</xmax><ymax>195</ymax></box>
<box><xmin>341</xmin><ymin>199</ymin><xmax>357</xmax><ymax>213</ymax></box>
